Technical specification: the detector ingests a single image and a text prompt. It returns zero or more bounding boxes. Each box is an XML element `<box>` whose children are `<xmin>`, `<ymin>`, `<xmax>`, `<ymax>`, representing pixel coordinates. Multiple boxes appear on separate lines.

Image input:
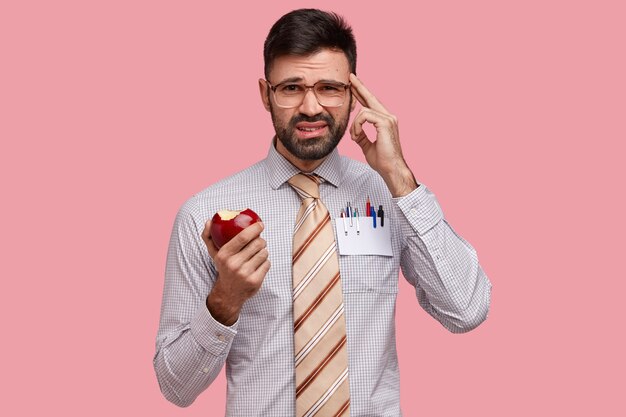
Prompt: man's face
<box><xmin>259</xmin><ymin>49</ymin><xmax>356</xmax><ymax>163</ymax></box>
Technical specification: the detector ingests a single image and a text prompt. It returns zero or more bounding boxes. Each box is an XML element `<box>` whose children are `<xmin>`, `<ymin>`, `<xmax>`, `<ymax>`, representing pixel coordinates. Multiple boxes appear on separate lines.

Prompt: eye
<box><xmin>319</xmin><ymin>84</ymin><xmax>341</xmax><ymax>92</ymax></box>
<box><xmin>278</xmin><ymin>84</ymin><xmax>304</xmax><ymax>94</ymax></box>
<box><xmin>316</xmin><ymin>83</ymin><xmax>344</xmax><ymax>95</ymax></box>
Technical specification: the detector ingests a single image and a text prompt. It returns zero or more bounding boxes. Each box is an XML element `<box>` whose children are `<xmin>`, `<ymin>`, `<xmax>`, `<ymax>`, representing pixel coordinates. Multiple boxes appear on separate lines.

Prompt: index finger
<box><xmin>350</xmin><ymin>73</ymin><xmax>389</xmax><ymax>114</ymax></box>
<box><xmin>219</xmin><ymin>221</ymin><xmax>265</xmax><ymax>255</ymax></box>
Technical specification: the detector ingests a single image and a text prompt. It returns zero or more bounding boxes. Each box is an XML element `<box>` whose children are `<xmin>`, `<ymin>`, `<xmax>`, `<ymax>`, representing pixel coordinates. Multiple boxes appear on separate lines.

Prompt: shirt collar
<box><xmin>266</xmin><ymin>137</ymin><xmax>343</xmax><ymax>190</ymax></box>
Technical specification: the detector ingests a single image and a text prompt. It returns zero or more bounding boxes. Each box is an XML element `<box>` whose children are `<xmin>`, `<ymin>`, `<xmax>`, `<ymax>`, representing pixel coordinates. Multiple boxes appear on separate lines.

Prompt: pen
<box><xmin>341</xmin><ymin>211</ymin><xmax>348</xmax><ymax>236</ymax></box>
<box><xmin>378</xmin><ymin>205</ymin><xmax>384</xmax><ymax>227</ymax></box>
<box><xmin>366</xmin><ymin>196</ymin><xmax>371</xmax><ymax>217</ymax></box>
<box><xmin>370</xmin><ymin>206</ymin><xmax>376</xmax><ymax>228</ymax></box>
<box><xmin>355</xmin><ymin>208</ymin><xmax>360</xmax><ymax>235</ymax></box>
<box><xmin>348</xmin><ymin>202</ymin><xmax>353</xmax><ymax>226</ymax></box>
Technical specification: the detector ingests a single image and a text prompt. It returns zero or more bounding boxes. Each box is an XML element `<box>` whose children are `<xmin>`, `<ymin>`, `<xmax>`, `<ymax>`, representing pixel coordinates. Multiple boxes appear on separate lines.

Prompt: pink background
<box><xmin>2</xmin><ymin>0</ymin><xmax>624</xmax><ymax>415</ymax></box>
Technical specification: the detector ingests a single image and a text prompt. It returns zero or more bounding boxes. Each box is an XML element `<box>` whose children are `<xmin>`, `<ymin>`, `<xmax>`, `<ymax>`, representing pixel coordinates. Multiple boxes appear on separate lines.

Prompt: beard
<box><xmin>270</xmin><ymin>102</ymin><xmax>350</xmax><ymax>161</ymax></box>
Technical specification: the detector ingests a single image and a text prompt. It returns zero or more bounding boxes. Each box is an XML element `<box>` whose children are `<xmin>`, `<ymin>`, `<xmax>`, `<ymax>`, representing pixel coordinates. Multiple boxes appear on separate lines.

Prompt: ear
<box><xmin>258</xmin><ymin>79</ymin><xmax>271</xmax><ymax>112</ymax></box>
<box><xmin>350</xmin><ymin>92</ymin><xmax>357</xmax><ymax>112</ymax></box>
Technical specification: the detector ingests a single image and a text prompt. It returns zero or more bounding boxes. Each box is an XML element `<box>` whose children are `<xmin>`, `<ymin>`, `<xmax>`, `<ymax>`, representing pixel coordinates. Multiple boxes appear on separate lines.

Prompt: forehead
<box><xmin>269</xmin><ymin>49</ymin><xmax>350</xmax><ymax>83</ymax></box>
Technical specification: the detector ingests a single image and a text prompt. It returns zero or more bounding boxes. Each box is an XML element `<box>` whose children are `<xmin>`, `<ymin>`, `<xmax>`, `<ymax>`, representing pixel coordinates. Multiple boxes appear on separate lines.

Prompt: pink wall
<box><xmin>1</xmin><ymin>0</ymin><xmax>624</xmax><ymax>415</ymax></box>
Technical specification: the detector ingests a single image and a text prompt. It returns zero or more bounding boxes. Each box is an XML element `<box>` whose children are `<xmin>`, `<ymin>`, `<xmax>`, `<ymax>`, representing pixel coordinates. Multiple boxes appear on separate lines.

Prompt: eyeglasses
<box><xmin>266</xmin><ymin>80</ymin><xmax>351</xmax><ymax>108</ymax></box>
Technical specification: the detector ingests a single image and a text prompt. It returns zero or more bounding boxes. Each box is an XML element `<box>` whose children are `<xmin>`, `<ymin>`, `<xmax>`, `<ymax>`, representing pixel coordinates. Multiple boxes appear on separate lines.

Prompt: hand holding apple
<box><xmin>201</xmin><ymin>209</ymin><xmax>269</xmax><ymax>326</ymax></box>
<box><xmin>209</xmin><ymin>209</ymin><xmax>262</xmax><ymax>249</ymax></box>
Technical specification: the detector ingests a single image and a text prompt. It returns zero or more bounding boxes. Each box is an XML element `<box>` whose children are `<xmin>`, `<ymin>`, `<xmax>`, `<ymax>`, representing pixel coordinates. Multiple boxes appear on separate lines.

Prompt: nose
<box><xmin>297</xmin><ymin>88</ymin><xmax>324</xmax><ymax>117</ymax></box>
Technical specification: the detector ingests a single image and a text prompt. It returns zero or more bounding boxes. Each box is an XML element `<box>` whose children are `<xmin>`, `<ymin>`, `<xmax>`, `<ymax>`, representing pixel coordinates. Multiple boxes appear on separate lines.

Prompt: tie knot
<box><xmin>288</xmin><ymin>173</ymin><xmax>322</xmax><ymax>200</ymax></box>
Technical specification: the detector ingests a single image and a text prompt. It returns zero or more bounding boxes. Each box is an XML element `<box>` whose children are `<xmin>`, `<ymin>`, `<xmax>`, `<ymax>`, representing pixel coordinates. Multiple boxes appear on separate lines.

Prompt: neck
<box><xmin>275</xmin><ymin>137</ymin><xmax>327</xmax><ymax>173</ymax></box>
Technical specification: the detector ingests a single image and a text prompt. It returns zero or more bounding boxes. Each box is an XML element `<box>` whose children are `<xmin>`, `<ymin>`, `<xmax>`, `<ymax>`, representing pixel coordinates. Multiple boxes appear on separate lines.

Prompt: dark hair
<box><xmin>263</xmin><ymin>9</ymin><xmax>357</xmax><ymax>79</ymax></box>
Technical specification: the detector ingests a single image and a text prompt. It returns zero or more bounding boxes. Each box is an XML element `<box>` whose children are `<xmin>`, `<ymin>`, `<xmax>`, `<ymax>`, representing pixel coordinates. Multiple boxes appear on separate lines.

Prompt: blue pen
<box><xmin>370</xmin><ymin>206</ymin><xmax>376</xmax><ymax>228</ymax></box>
<box><xmin>348</xmin><ymin>202</ymin><xmax>353</xmax><ymax>226</ymax></box>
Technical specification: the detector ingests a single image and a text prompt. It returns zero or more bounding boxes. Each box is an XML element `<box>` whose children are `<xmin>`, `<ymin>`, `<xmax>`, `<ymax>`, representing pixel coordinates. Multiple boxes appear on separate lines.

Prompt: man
<box><xmin>154</xmin><ymin>8</ymin><xmax>491</xmax><ymax>416</ymax></box>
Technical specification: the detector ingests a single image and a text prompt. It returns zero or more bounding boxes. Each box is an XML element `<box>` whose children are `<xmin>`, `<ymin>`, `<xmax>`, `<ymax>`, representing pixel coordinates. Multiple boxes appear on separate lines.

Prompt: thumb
<box><xmin>201</xmin><ymin>220</ymin><xmax>219</xmax><ymax>258</ymax></box>
<box><xmin>351</xmin><ymin>128</ymin><xmax>372</xmax><ymax>154</ymax></box>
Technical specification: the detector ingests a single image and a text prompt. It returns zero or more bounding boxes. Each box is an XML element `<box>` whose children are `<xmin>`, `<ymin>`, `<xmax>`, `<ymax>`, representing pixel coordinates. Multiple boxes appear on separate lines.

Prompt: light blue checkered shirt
<box><xmin>154</xmin><ymin>141</ymin><xmax>491</xmax><ymax>416</ymax></box>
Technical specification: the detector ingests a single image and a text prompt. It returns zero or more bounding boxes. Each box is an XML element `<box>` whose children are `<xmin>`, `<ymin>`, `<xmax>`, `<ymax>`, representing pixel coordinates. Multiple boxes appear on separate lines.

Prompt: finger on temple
<box><xmin>350</xmin><ymin>74</ymin><xmax>389</xmax><ymax>113</ymax></box>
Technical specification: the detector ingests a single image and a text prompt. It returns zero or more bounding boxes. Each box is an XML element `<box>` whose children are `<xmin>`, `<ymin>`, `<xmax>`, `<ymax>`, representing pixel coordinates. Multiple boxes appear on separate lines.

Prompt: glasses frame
<box><xmin>266</xmin><ymin>80</ymin><xmax>352</xmax><ymax>109</ymax></box>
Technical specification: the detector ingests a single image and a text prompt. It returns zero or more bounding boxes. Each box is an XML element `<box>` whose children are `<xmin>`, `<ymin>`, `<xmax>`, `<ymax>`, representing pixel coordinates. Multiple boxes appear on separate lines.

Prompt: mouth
<box><xmin>296</xmin><ymin>121</ymin><xmax>327</xmax><ymax>131</ymax></box>
<box><xmin>295</xmin><ymin>121</ymin><xmax>328</xmax><ymax>138</ymax></box>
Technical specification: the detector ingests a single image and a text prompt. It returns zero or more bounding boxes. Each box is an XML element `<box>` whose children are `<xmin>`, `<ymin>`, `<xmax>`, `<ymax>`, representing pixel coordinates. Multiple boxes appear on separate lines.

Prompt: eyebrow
<box><xmin>275</xmin><ymin>77</ymin><xmax>348</xmax><ymax>85</ymax></box>
<box><xmin>277</xmin><ymin>76</ymin><xmax>304</xmax><ymax>84</ymax></box>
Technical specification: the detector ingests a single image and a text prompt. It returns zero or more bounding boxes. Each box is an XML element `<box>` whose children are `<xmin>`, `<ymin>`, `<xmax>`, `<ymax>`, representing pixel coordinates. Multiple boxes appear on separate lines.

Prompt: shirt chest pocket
<box><xmin>338</xmin><ymin>254</ymin><xmax>399</xmax><ymax>294</ymax></box>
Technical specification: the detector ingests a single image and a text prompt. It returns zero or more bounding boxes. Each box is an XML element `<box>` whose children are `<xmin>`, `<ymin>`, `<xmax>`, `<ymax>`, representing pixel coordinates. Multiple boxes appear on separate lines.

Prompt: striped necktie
<box><xmin>288</xmin><ymin>173</ymin><xmax>351</xmax><ymax>417</ymax></box>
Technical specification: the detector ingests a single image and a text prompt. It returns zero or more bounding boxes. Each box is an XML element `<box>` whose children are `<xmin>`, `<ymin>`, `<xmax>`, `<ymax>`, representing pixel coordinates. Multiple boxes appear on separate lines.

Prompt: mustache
<box><xmin>289</xmin><ymin>113</ymin><xmax>335</xmax><ymax>127</ymax></box>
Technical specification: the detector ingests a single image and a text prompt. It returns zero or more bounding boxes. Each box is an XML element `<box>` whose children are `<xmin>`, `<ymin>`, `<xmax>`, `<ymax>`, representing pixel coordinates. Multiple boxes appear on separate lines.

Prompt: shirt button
<box><xmin>202</xmin><ymin>367</ymin><xmax>209</xmax><ymax>373</ymax></box>
<box><xmin>217</xmin><ymin>334</ymin><xmax>226</xmax><ymax>342</ymax></box>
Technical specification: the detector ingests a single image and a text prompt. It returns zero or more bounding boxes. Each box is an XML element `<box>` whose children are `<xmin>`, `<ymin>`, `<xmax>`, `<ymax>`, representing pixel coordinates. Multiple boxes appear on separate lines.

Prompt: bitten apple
<box><xmin>209</xmin><ymin>208</ymin><xmax>262</xmax><ymax>249</ymax></box>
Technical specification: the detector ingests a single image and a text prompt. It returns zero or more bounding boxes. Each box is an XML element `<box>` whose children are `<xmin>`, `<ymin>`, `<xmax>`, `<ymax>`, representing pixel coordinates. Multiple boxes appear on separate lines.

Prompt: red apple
<box><xmin>209</xmin><ymin>208</ymin><xmax>262</xmax><ymax>249</ymax></box>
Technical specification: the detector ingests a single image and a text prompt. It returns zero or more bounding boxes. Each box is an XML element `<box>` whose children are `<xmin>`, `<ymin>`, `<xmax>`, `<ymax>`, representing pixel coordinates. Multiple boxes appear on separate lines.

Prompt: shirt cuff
<box><xmin>393</xmin><ymin>184</ymin><xmax>444</xmax><ymax>235</ymax></box>
<box><xmin>190</xmin><ymin>303</ymin><xmax>238</xmax><ymax>356</ymax></box>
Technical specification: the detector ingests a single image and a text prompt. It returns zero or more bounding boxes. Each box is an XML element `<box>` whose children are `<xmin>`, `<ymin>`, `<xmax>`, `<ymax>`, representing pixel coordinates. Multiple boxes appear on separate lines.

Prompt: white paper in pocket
<box><xmin>334</xmin><ymin>216</ymin><xmax>392</xmax><ymax>256</ymax></box>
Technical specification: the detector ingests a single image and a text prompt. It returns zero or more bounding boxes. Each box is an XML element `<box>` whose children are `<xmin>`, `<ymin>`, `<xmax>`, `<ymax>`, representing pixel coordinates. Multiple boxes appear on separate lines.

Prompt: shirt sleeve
<box><xmin>393</xmin><ymin>185</ymin><xmax>492</xmax><ymax>333</ymax></box>
<box><xmin>153</xmin><ymin>197</ymin><xmax>237</xmax><ymax>407</ymax></box>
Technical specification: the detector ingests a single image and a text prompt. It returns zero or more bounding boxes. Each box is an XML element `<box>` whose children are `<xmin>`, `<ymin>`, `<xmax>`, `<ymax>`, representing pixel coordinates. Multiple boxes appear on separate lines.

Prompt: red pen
<box><xmin>366</xmin><ymin>196</ymin><xmax>371</xmax><ymax>217</ymax></box>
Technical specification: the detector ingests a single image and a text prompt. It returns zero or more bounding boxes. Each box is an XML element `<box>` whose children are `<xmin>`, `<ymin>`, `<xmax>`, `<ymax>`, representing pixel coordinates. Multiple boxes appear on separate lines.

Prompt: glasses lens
<box><xmin>273</xmin><ymin>82</ymin><xmax>346</xmax><ymax>108</ymax></box>
<box><xmin>314</xmin><ymin>83</ymin><xmax>346</xmax><ymax>107</ymax></box>
<box><xmin>274</xmin><ymin>83</ymin><xmax>305</xmax><ymax>108</ymax></box>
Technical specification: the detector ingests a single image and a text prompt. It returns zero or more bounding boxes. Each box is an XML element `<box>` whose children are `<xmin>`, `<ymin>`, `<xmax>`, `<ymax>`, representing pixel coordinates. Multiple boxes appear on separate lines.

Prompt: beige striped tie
<box><xmin>288</xmin><ymin>173</ymin><xmax>350</xmax><ymax>417</ymax></box>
